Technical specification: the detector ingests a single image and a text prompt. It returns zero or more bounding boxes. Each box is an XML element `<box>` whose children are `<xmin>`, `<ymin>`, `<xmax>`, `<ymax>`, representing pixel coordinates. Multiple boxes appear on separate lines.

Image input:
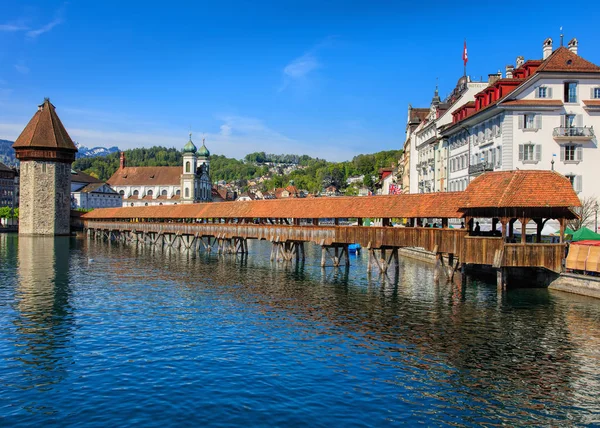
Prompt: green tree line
<box><xmin>73</xmin><ymin>147</ymin><xmax>402</xmax><ymax>193</ymax></box>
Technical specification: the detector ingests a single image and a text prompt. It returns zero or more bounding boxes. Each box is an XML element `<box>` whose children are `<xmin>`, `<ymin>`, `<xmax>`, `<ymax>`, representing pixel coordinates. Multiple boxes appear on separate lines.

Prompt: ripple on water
<box><xmin>0</xmin><ymin>234</ymin><xmax>599</xmax><ymax>426</ymax></box>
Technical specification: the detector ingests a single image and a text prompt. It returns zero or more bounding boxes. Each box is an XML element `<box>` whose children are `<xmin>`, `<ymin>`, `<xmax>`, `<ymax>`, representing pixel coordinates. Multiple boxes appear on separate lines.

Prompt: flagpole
<box><xmin>463</xmin><ymin>39</ymin><xmax>467</xmax><ymax>79</ymax></box>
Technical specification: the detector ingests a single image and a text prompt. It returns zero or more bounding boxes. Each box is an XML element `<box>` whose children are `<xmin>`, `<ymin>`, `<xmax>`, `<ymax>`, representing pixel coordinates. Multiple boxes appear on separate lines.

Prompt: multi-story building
<box><xmin>410</xmin><ymin>78</ymin><xmax>487</xmax><ymax>193</ymax></box>
<box><xmin>108</xmin><ymin>135</ymin><xmax>212</xmax><ymax>207</ymax></box>
<box><xmin>401</xmin><ymin>106</ymin><xmax>428</xmax><ymax>193</ymax></box>
<box><xmin>71</xmin><ymin>170</ymin><xmax>122</xmax><ymax>209</ymax></box>
<box><xmin>0</xmin><ymin>162</ymin><xmax>17</xmax><ymax>209</ymax></box>
<box><xmin>443</xmin><ymin>37</ymin><xmax>600</xmax><ymax>199</ymax></box>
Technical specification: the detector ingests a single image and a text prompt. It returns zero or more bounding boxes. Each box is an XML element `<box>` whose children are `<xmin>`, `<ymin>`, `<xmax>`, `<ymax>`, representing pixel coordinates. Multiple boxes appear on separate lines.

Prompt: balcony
<box><xmin>553</xmin><ymin>126</ymin><xmax>595</xmax><ymax>141</ymax></box>
<box><xmin>468</xmin><ymin>162</ymin><xmax>494</xmax><ymax>176</ymax></box>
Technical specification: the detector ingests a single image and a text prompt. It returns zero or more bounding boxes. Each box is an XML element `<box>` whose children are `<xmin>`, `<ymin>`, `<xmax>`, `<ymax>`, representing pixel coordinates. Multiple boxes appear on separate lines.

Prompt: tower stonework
<box><xmin>13</xmin><ymin>99</ymin><xmax>78</xmax><ymax>235</ymax></box>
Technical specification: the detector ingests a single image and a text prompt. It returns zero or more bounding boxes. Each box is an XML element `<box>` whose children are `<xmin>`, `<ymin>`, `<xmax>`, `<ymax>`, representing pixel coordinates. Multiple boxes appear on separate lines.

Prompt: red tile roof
<box><xmin>583</xmin><ymin>100</ymin><xmax>600</xmax><ymax>107</ymax></box>
<box><xmin>107</xmin><ymin>166</ymin><xmax>181</xmax><ymax>186</ymax></box>
<box><xmin>72</xmin><ymin>170</ymin><xmax>103</xmax><ymax>184</ymax></box>
<box><xmin>84</xmin><ymin>192</ymin><xmax>468</xmax><ymax>220</ymax></box>
<box><xmin>536</xmin><ymin>47</ymin><xmax>600</xmax><ymax>73</ymax></box>
<box><xmin>463</xmin><ymin>170</ymin><xmax>581</xmax><ymax>208</ymax></box>
<box><xmin>13</xmin><ymin>99</ymin><xmax>77</xmax><ymax>151</ymax></box>
<box><xmin>502</xmin><ymin>100</ymin><xmax>563</xmax><ymax>107</ymax></box>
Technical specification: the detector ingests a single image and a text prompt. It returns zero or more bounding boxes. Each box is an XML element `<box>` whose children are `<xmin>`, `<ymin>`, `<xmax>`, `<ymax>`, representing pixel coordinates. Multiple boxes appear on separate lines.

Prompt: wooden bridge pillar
<box><xmin>368</xmin><ymin>247</ymin><xmax>398</xmax><ymax>274</ymax></box>
<box><xmin>321</xmin><ymin>244</ymin><xmax>349</xmax><ymax>267</ymax></box>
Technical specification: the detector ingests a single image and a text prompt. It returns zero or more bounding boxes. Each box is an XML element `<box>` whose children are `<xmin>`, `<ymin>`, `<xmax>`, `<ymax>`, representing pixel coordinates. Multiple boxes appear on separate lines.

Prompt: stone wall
<box><xmin>549</xmin><ymin>273</ymin><xmax>600</xmax><ymax>299</ymax></box>
<box><xmin>19</xmin><ymin>160</ymin><xmax>72</xmax><ymax>235</ymax></box>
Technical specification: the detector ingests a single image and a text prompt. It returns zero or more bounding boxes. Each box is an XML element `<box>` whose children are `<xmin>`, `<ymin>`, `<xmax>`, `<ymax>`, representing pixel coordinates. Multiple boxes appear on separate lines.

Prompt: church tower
<box><xmin>197</xmin><ymin>139</ymin><xmax>212</xmax><ymax>202</ymax></box>
<box><xmin>13</xmin><ymin>99</ymin><xmax>78</xmax><ymax>235</ymax></box>
<box><xmin>180</xmin><ymin>133</ymin><xmax>197</xmax><ymax>204</ymax></box>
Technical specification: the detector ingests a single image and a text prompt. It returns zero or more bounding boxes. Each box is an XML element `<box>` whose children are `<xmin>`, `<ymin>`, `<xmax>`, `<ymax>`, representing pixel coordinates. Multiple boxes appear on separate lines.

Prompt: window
<box><xmin>536</xmin><ymin>86</ymin><xmax>552</xmax><ymax>98</ymax></box>
<box><xmin>147</xmin><ymin>189</ymin><xmax>153</xmax><ymax>196</ymax></box>
<box><xmin>593</xmin><ymin>88</ymin><xmax>600</xmax><ymax>99</ymax></box>
<box><xmin>185</xmin><ymin>188</ymin><xmax>189</xmax><ymax>198</ymax></box>
<box><xmin>519</xmin><ymin>143</ymin><xmax>541</xmax><ymax>162</ymax></box>
<box><xmin>176</xmin><ymin>190</ymin><xmax>181</xmax><ymax>196</ymax></box>
<box><xmin>119</xmin><ymin>190</ymin><xmax>124</xmax><ymax>196</ymax></box>
<box><xmin>161</xmin><ymin>189</ymin><xmax>167</xmax><ymax>196</ymax></box>
<box><xmin>565</xmin><ymin>174</ymin><xmax>582</xmax><ymax>192</ymax></box>
<box><xmin>186</xmin><ymin>161</ymin><xmax>191</xmax><ymax>173</ymax></box>
<box><xmin>133</xmin><ymin>189</ymin><xmax>139</xmax><ymax>196</ymax></box>
<box><xmin>564</xmin><ymin>114</ymin><xmax>576</xmax><ymax>128</ymax></box>
<box><xmin>561</xmin><ymin>144</ymin><xmax>583</xmax><ymax>162</ymax></box>
<box><xmin>564</xmin><ymin>82</ymin><xmax>577</xmax><ymax>103</ymax></box>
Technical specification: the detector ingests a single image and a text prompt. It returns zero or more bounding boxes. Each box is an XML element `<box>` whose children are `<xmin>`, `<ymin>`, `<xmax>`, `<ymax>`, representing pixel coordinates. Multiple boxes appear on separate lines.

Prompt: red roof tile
<box><xmin>502</xmin><ymin>100</ymin><xmax>563</xmax><ymax>106</ymax></box>
<box><xmin>536</xmin><ymin>47</ymin><xmax>600</xmax><ymax>73</ymax></box>
<box><xmin>13</xmin><ymin>99</ymin><xmax>77</xmax><ymax>152</ymax></box>
<box><xmin>107</xmin><ymin>166</ymin><xmax>181</xmax><ymax>186</ymax></box>
<box><xmin>463</xmin><ymin>170</ymin><xmax>581</xmax><ymax>208</ymax></box>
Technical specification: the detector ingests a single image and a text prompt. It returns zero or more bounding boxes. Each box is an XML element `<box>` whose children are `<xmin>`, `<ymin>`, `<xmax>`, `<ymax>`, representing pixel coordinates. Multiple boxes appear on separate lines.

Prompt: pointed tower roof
<box><xmin>13</xmin><ymin>99</ymin><xmax>77</xmax><ymax>163</ymax></box>
<box><xmin>198</xmin><ymin>138</ymin><xmax>210</xmax><ymax>157</ymax></box>
<box><xmin>183</xmin><ymin>132</ymin><xmax>197</xmax><ymax>154</ymax></box>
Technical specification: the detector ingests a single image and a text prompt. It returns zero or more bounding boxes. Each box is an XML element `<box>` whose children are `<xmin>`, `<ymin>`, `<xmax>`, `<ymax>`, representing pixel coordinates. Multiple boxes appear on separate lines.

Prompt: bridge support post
<box><xmin>321</xmin><ymin>244</ymin><xmax>350</xmax><ymax>268</ymax></box>
<box><xmin>497</xmin><ymin>268</ymin><xmax>507</xmax><ymax>290</ymax></box>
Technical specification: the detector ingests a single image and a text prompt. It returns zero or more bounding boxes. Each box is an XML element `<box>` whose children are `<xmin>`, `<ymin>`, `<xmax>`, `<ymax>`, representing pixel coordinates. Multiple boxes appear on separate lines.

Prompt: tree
<box><xmin>567</xmin><ymin>195</ymin><xmax>599</xmax><ymax>231</ymax></box>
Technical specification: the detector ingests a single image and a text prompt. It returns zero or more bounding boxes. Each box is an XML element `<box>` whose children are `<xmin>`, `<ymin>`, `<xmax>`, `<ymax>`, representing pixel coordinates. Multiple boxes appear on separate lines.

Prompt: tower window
<box><xmin>186</xmin><ymin>161</ymin><xmax>190</xmax><ymax>173</ymax></box>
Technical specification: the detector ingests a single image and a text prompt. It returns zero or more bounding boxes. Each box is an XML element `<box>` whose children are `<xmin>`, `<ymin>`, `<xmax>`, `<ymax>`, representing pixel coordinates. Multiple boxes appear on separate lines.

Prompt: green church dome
<box><xmin>198</xmin><ymin>139</ymin><xmax>210</xmax><ymax>157</ymax></box>
<box><xmin>183</xmin><ymin>134</ymin><xmax>197</xmax><ymax>154</ymax></box>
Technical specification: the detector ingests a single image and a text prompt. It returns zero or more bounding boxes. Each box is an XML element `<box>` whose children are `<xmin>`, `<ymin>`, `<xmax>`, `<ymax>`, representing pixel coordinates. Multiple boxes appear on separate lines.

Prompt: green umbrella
<box><xmin>564</xmin><ymin>227</ymin><xmax>575</xmax><ymax>235</ymax></box>
<box><xmin>571</xmin><ymin>227</ymin><xmax>600</xmax><ymax>242</ymax></box>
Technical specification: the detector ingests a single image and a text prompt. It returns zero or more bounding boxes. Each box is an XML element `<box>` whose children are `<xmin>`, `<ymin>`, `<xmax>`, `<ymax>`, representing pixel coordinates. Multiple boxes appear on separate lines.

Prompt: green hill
<box><xmin>72</xmin><ymin>147</ymin><xmax>403</xmax><ymax>193</ymax></box>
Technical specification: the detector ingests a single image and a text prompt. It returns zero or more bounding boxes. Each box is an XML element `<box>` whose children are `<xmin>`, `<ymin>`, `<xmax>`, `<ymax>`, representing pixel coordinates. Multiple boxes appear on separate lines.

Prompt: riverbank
<box><xmin>399</xmin><ymin>247</ymin><xmax>600</xmax><ymax>300</ymax></box>
<box><xmin>549</xmin><ymin>273</ymin><xmax>600</xmax><ymax>299</ymax></box>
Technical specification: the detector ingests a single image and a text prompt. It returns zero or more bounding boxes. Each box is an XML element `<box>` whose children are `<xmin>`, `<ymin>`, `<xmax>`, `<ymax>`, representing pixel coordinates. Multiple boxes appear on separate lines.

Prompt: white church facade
<box><xmin>107</xmin><ymin>135</ymin><xmax>212</xmax><ymax>207</ymax></box>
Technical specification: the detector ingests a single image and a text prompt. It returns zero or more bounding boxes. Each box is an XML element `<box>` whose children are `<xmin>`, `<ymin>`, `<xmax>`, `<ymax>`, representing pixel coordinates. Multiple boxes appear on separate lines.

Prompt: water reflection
<box><xmin>13</xmin><ymin>237</ymin><xmax>74</xmax><ymax>393</ymax></box>
<box><xmin>0</xmin><ymin>234</ymin><xmax>599</xmax><ymax>426</ymax></box>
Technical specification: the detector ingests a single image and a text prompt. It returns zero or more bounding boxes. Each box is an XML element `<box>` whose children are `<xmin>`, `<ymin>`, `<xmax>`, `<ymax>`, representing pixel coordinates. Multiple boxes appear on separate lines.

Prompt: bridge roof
<box><xmin>462</xmin><ymin>170</ymin><xmax>581</xmax><ymax>208</ymax></box>
<box><xmin>83</xmin><ymin>192</ymin><xmax>468</xmax><ymax>220</ymax></box>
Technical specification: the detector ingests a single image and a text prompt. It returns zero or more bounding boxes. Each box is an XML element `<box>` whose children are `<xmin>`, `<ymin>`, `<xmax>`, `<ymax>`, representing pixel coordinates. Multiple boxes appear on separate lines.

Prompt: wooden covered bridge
<box><xmin>83</xmin><ymin>170</ymin><xmax>581</xmax><ymax>287</ymax></box>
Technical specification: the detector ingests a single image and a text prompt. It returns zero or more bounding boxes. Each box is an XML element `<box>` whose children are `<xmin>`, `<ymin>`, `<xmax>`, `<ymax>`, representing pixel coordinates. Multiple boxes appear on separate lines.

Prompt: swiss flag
<box><xmin>463</xmin><ymin>40</ymin><xmax>468</xmax><ymax>66</ymax></box>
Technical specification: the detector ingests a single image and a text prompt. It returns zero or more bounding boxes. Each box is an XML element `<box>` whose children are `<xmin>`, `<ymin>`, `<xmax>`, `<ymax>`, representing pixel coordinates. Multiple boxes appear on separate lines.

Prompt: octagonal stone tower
<box><xmin>13</xmin><ymin>99</ymin><xmax>78</xmax><ymax>235</ymax></box>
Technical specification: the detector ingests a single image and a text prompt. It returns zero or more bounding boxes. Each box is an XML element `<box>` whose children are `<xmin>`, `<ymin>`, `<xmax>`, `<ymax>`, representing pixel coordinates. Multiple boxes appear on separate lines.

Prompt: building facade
<box><xmin>443</xmin><ymin>38</ymin><xmax>600</xmax><ymax>200</ymax></box>
<box><xmin>108</xmin><ymin>135</ymin><xmax>212</xmax><ymax>207</ymax></box>
<box><xmin>71</xmin><ymin>170</ymin><xmax>122</xmax><ymax>209</ymax></box>
<box><xmin>0</xmin><ymin>162</ymin><xmax>17</xmax><ymax>209</ymax></box>
<box><xmin>12</xmin><ymin>99</ymin><xmax>78</xmax><ymax>235</ymax></box>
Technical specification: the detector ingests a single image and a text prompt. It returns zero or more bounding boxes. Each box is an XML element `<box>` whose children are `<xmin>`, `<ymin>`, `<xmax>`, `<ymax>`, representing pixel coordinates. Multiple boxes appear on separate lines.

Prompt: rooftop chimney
<box><xmin>488</xmin><ymin>73</ymin><xmax>501</xmax><ymax>85</ymax></box>
<box><xmin>516</xmin><ymin>56</ymin><xmax>525</xmax><ymax>68</ymax></box>
<box><xmin>505</xmin><ymin>64</ymin><xmax>514</xmax><ymax>79</ymax></box>
<box><xmin>543</xmin><ymin>38</ymin><xmax>553</xmax><ymax>60</ymax></box>
<box><xmin>568</xmin><ymin>38</ymin><xmax>578</xmax><ymax>55</ymax></box>
<box><xmin>120</xmin><ymin>151</ymin><xmax>126</xmax><ymax>169</ymax></box>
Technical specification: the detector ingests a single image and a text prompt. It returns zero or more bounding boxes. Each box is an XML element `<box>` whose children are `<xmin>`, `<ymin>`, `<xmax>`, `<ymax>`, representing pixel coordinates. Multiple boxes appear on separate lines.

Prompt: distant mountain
<box><xmin>75</xmin><ymin>142</ymin><xmax>121</xmax><ymax>159</ymax></box>
<box><xmin>0</xmin><ymin>139</ymin><xmax>120</xmax><ymax>166</ymax></box>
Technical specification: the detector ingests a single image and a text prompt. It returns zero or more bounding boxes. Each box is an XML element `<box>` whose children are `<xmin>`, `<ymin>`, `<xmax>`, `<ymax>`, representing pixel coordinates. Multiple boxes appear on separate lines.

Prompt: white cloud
<box><xmin>26</xmin><ymin>17</ymin><xmax>63</xmax><ymax>38</ymax></box>
<box><xmin>14</xmin><ymin>63</ymin><xmax>29</xmax><ymax>74</ymax></box>
<box><xmin>283</xmin><ymin>53</ymin><xmax>319</xmax><ymax>79</ymax></box>
<box><xmin>0</xmin><ymin>23</ymin><xmax>29</xmax><ymax>32</ymax></box>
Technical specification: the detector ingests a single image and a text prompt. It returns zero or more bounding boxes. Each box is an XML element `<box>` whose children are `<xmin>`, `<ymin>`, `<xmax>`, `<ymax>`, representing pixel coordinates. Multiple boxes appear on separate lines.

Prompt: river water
<box><xmin>1</xmin><ymin>233</ymin><xmax>599</xmax><ymax>426</ymax></box>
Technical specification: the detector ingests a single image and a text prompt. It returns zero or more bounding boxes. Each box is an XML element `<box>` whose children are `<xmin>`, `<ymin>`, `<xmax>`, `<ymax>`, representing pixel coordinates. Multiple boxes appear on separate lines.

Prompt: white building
<box><xmin>443</xmin><ymin>38</ymin><xmax>600</xmax><ymax>200</ymax></box>
<box><xmin>70</xmin><ymin>170</ymin><xmax>122</xmax><ymax>209</ymax></box>
<box><xmin>108</xmin><ymin>135</ymin><xmax>212</xmax><ymax>207</ymax></box>
<box><xmin>411</xmin><ymin>78</ymin><xmax>487</xmax><ymax>193</ymax></box>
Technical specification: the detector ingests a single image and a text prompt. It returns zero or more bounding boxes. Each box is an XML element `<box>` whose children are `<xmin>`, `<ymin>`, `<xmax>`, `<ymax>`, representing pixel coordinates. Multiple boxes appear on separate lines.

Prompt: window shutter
<box><xmin>561</xmin><ymin>114</ymin><xmax>566</xmax><ymax>127</ymax></box>
<box><xmin>518</xmin><ymin>115</ymin><xmax>524</xmax><ymax>129</ymax></box>
<box><xmin>576</xmin><ymin>145</ymin><xmax>583</xmax><ymax>161</ymax></box>
<box><xmin>535</xmin><ymin>87</ymin><xmax>540</xmax><ymax>98</ymax></box>
<box><xmin>560</xmin><ymin>145</ymin><xmax>565</xmax><ymax>161</ymax></box>
<box><xmin>576</xmin><ymin>114</ymin><xmax>583</xmax><ymax>127</ymax></box>
<box><xmin>548</xmin><ymin>87</ymin><xmax>553</xmax><ymax>98</ymax></box>
<box><xmin>535</xmin><ymin>115</ymin><xmax>542</xmax><ymax>129</ymax></box>
<box><xmin>519</xmin><ymin>144</ymin><xmax>524</xmax><ymax>161</ymax></box>
<box><xmin>592</xmin><ymin>87</ymin><xmax>595</xmax><ymax>99</ymax></box>
<box><xmin>535</xmin><ymin>144</ymin><xmax>542</xmax><ymax>161</ymax></box>
<box><xmin>575</xmin><ymin>175</ymin><xmax>582</xmax><ymax>193</ymax></box>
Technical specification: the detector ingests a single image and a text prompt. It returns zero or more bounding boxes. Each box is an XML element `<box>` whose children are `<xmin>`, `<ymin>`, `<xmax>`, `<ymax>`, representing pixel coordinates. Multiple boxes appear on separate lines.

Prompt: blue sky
<box><xmin>1</xmin><ymin>1</ymin><xmax>599</xmax><ymax>161</ymax></box>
